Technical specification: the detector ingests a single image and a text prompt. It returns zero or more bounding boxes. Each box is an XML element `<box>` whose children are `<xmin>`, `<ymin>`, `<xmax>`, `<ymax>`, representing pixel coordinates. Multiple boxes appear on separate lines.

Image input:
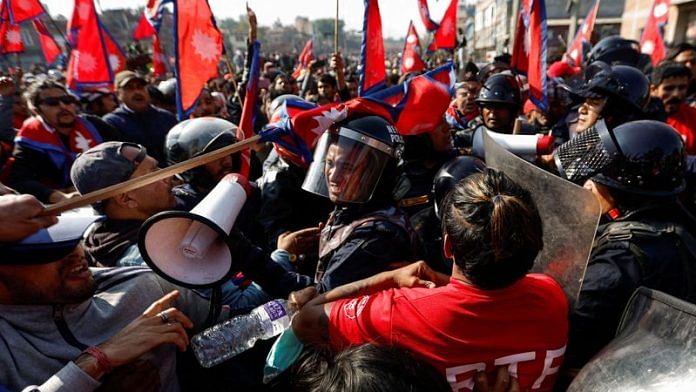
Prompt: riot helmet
<box><xmin>586</xmin><ymin>36</ymin><xmax>641</xmax><ymax>66</ymax></box>
<box><xmin>475</xmin><ymin>74</ymin><xmax>521</xmax><ymax>108</ymax></box>
<box><xmin>432</xmin><ymin>156</ymin><xmax>486</xmax><ymax>220</ymax></box>
<box><xmin>592</xmin><ymin>120</ymin><xmax>686</xmax><ymax>196</ymax></box>
<box><xmin>165</xmin><ymin>117</ymin><xmax>240</xmax><ymax>184</ymax></box>
<box><xmin>565</xmin><ymin>62</ymin><xmax>650</xmax><ymax>128</ymax></box>
<box><xmin>555</xmin><ymin>120</ymin><xmax>686</xmax><ymax>196</ymax></box>
<box><xmin>302</xmin><ymin>115</ymin><xmax>404</xmax><ymax>204</ymax></box>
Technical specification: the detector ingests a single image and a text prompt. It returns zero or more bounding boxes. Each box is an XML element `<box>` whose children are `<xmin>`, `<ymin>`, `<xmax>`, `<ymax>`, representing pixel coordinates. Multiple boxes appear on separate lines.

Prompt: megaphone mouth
<box><xmin>138</xmin><ymin>210</ymin><xmax>235</xmax><ymax>289</ymax></box>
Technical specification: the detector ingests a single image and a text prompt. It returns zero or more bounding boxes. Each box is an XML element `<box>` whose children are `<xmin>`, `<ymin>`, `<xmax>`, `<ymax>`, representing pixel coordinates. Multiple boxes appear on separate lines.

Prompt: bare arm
<box><xmin>292</xmin><ymin>261</ymin><xmax>448</xmax><ymax>345</ymax></box>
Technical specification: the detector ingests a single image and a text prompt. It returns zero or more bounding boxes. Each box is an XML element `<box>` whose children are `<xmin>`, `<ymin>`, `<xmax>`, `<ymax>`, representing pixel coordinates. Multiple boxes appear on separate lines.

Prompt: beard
<box><xmin>56</xmin><ymin>111</ymin><xmax>76</xmax><ymax>129</ymax></box>
<box><xmin>0</xmin><ymin>266</ymin><xmax>97</xmax><ymax>305</ymax></box>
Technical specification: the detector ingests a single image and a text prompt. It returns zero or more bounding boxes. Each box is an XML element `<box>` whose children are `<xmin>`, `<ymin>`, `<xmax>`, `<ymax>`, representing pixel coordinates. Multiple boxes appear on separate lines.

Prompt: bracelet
<box><xmin>83</xmin><ymin>346</ymin><xmax>113</xmax><ymax>374</ymax></box>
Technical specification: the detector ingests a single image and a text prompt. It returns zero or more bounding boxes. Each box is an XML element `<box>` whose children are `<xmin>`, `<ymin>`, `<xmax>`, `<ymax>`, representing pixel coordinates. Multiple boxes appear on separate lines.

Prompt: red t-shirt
<box><xmin>667</xmin><ymin>104</ymin><xmax>696</xmax><ymax>154</ymax></box>
<box><xmin>329</xmin><ymin>274</ymin><xmax>568</xmax><ymax>391</ymax></box>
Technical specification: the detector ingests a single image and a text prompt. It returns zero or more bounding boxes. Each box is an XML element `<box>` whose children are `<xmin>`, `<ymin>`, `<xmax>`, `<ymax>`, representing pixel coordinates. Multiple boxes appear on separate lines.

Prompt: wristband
<box><xmin>83</xmin><ymin>346</ymin><xmax>113</xmax><ymax>374</ymax></box>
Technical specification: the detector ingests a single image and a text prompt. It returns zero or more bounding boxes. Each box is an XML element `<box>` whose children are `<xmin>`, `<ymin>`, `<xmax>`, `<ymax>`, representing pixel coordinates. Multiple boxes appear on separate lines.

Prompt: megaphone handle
<box><xmin>41</xmin><ymin>135</ymin><xmax>262</xmax><ymax>216</ymax></box>
<box><xmin>204</xmin><ymin>286</ymin><xmax>223</xmax><ymax>328</ymax></box>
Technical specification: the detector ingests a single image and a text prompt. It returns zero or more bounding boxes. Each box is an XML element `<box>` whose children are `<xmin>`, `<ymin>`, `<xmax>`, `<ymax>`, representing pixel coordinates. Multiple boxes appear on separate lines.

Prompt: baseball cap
<box><xmin>0</xmin><ymin>215</ymin><xmax>103</xmax><ymax>264</ymax></box>
<box><xmin>71</xmin><ymin>142</ymin><xmax>148</xmax><ymax>196</ymax></box>
<box><xmin>80</xmin><ymin>88</ymin><xmax>114</xmax><ymax>104</ymax></box>
<box><xmin>114</xmin><ymin>70</ymin><xmax>147</xmax><ymax>90</ymax></box>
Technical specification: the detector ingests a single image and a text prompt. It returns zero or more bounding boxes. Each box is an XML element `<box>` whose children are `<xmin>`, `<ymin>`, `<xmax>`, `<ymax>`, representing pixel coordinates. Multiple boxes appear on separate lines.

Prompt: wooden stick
<box><xmin>42</xmin><ymin>135</ymin><xmax>262</xmax><ymax>215</ymax></box>
<box><xmin>334</xmin><ymin>0</ymin><xmax>339</xmax><ymax>53</ymax></box>
<box><xmin>512</xmin><ymin>118</ymin><xmax>521</xmax><ymax>135</ymax></box>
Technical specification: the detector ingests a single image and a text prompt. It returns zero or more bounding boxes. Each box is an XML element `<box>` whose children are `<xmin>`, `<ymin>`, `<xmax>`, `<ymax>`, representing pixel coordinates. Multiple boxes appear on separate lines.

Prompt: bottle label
<box><xmin>263</xmin><ymin>301</ymin><xmax>287</xmax><ymax>321</ymax></box>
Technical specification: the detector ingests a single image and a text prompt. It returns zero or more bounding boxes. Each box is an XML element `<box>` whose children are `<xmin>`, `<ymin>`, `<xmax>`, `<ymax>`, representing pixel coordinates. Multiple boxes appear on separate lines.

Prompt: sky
<box><xmin>43</xmin><ymin>0</ymin><xmax>459</xmax><ymax>40</ymax></box>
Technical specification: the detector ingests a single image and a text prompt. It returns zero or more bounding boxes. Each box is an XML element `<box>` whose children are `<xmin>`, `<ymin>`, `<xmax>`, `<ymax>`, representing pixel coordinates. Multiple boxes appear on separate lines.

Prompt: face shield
<box><xmin>553</xmin><ymin>120</ymin><xmax>619</xmax><ymax>184</ymax></box>
<box><xmin>302</xmin><ymin>127</ymin><xmax>397</xmax><ymax>204</ymax></box>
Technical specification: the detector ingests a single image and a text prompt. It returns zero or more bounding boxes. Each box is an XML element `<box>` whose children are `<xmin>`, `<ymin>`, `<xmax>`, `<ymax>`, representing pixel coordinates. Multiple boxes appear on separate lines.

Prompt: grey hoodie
<box><xmin>0</xmin><ymin>267</ymin><xmax>217</xmax><ymax>392</ymax></box>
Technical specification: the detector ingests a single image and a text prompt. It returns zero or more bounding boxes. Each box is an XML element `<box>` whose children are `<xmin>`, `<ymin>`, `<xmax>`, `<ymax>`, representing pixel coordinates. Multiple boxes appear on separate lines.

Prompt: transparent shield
<box><xmin>302</xmin><ymin>130</ymin><xmax>391</xmax><ymax>204</ymax></box>
<box><xmin>569</xmin><ymin>287</ymin><xmax>696</xmax><ymax>391</ymax></box>
<box><xmin>484</xmin><ymin>129</ymin><xmax>601</xmax><ymax>306</ymax></box>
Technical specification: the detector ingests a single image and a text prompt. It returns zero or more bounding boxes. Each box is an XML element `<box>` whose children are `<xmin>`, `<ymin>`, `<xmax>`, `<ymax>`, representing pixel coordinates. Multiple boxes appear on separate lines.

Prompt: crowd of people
<box><xmin>1</xmin><ymin>7</ymin><xmax>696</xmax><ymax>391</ymax></box>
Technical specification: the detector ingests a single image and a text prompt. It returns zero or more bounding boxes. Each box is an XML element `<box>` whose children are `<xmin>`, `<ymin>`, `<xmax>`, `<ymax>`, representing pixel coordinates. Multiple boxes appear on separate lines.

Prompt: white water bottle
<box><xmin>191</xmin><ymin>299</ymin><xmax>295</xmax><ymax>368</ymax></box>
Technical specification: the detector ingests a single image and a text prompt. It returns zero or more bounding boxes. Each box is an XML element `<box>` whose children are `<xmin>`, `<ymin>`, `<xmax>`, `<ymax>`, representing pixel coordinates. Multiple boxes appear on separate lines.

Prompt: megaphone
<box><xmin>471</xmin><ymin>128</ymin><xmax>555</xmax><ymax>161</ymax></box>
<box><xmin>139</xmin><ymin>173</ymin><xmax>248</xmax><ymax>288</ymax></box>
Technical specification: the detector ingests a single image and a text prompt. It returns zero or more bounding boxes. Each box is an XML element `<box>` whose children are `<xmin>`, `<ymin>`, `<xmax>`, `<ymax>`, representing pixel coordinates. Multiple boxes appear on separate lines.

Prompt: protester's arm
<box><xmin>0</xmin><ymin>194</ymin><xmax>57</xmax><ymax>241</ymax></box>
<box><xmin>20</xmin><ymin>291</ymin><xmax>192</xmax><ymax>392</ymax></box>
<box><xmin>331</xmin><ymin>53</ymin><xmax>350</xmax><ymax>102</ymax></box>
<box><xmin>230</xmin><ymin>229</ymin><xmax>314</xmax><ymax>298</ymax></box>
<box><xmin>8</xmin><ymin>145</ymin><xmax>67</xmax><ymax>203</ymax></box>
<box><xmin>292</xmin><ymin>261</ymin><xmax>447</xmax><ymax>345</ymax></box>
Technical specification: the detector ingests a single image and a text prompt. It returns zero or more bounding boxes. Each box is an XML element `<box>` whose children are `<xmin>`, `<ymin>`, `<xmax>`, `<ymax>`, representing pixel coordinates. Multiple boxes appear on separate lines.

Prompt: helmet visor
<box><xmin>302</xmin><ymin>127</ymin><xmax>393</xmax><ymax>204</ymax></box>
<box><xmin>553</xmin><ymin>120</ymin><xmax>618</xmax><ymax>184</ymax></box>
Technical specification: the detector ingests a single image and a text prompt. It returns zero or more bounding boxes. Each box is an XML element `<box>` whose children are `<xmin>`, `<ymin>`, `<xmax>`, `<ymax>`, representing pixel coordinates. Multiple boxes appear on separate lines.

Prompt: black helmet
<box><xmin>586</xmin><ymin>36</ymin><xmax>641</xmax><ymax>66</ymax></box>
<box><xmin>165</xmin><ymin>117</ymin><xmax>239</xmax><ymax>183</ymax></box>
<box><xmin>475</xmin><ymin>74</ymin><xmax>521</xmax><ymax>107</ymax></box>
<box><xmin>432</xmin><ymin>156</ymin><xmax>486</xmax><ymax>220</ymax></box>
<box><xmin>566</xmin><ymin>62</ymin><xmax>649</xmax><ymax>120</ymax></box>
<box><xmin>302</xmin><ymin>115</ymin><xmax>404</xmax><ymax>204</ymax></box>
<box><xmin>592</xmin><ymin>120</ymin><xmax>686</xmax><ymax>196</ymax></box>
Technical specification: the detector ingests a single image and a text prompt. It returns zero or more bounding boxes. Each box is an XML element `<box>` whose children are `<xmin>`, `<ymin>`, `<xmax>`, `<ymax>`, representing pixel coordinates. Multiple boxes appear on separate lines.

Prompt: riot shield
<box><xmin>483</xmin><ymin>130</ymin><xmax>600</xmax><ymax>306</ymax></box>
<box><xmin>569</xmin><ymin>287</ymin><xmax>696</xmax><ymax>391</ymax></box>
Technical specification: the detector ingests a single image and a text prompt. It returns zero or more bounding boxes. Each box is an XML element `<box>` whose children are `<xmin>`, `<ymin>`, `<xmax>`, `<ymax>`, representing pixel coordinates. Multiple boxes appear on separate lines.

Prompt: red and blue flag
<box><xmin>511</xmin><ymin>0</ymin><xmax>549</xmax><ymax>112</ymax></box>
<box><xmin>32</xmin><ymin>19</ymin><xmax>61</xmax><ymax>65</ymax></box>
<box><xmin>428</xmin><ymin>0</ymin><xmax>458</xmax><ymax>52</ymax></box>
<box><xmin>260</xmin><ymin>63</ymin><xmax>456</xmax><ymax>163</ymax></box>
<box><xmin>566</xmin><ymin>0</ymin><xmax>600</xmax><ymax>66</ymax></box>
<box><xmin>292</xmin><ymin>38</ymin><xmax>314</xmax><ymax>79</ymax></box>
<box><xmin>365</xmin><ymin>62</ymin><xmax>455</xmax><ymax>135</ymax></box>
<box><xmin>152</xmin><ymin>34</ymin><xmax>168</xmax><ymax>78</ymax></box>
<box><xmin>640</xmin><ymin>0</ymin><xmax>670</xmax><ymax>65</ymax></box>
<box><xmin>358</xmin><ymin>0</ymin><xmax>386</xmax><ymax>96</ymax></box>
<box><xmin>417</xmin><ymin>0</ymin><xmax>439</xmax><ymax>31</ymax></box>
<box><xmin>237</xmin><ymin>40</ymin><xmax>261</xmax><ymax>177</ymax></box>
<box><xmin>65</xmin><ymin>0</ymin><xmax>113</xmax><ymax>91</ymax></box>
<box><xmin>0</xmin><ymin>0</ymin><xmax>45</xmax><ymax>24</ymax></box>
<box><xmin>400</xmin><ymin>21</ymin><xmax>425</xmax><ymax>75</ymax></box>
<box><xmin>0</xmin><ymin>17</ymin><xmax>23</xmax><ymax>54</ymax></box>
<box><xmin>172</xmin><ymin>0</ymin><xmax>223</xmax><ymax>120</ymax></box>
<box><xmin>100</xmin><ymin>22</ymin><xmax>126</xmax><ymax>75</ymax></box>
<box><xmin>133</xmin><ymin>12</ymin><xmax>157</xmax><ymax>40</ymax></box>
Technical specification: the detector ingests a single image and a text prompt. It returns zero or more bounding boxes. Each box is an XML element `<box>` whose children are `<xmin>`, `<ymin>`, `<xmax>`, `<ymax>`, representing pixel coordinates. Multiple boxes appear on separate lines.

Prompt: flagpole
<box><xmin>44</xmin><ymin>14</ymin><xmax>72</xmax><ymax>50</ymax></box>
<box><xmin>334</xmin><ymin>0</ymin><xmax>339</xmax><ymax>53</ymax></box>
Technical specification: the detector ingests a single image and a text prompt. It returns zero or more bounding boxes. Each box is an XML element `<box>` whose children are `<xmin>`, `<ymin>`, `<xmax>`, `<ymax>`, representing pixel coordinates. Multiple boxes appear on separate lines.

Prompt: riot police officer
<box><xmin>545</xmin><ymin>61</ymin><xmax>654</xmax><ymax>153</ymax></box>
<box><xmin>409</xmin><ymin>156</ymin><xmax>486</xmax><ymax>274</ymax></box>
<box><xmin>561</xmin><ymin>120</ymin><xmax>696</xmax><ymax>374</ymax></box>
<box><xmin>165</xmin><ymin>117</ymin><xmax>242</xmax><ymax>207</ymax></box>
<box><xmin>453</xmin><ymin>73</ymin><xmax>533</xmax><ymax>151</ymax></box>
<box><xmin>301</xmin><ymin>115</ymin><xmax>422</xmax><ymax>292</ymax></box>
<box><xmin>164</xmin><ymin>117</ymin><xmax>265</xmax><ymax>245</ymax></box>
<box><xmin>257</xmin><ymin>95</ymin><xmax>333</xmax><ymax>252</ymax></box>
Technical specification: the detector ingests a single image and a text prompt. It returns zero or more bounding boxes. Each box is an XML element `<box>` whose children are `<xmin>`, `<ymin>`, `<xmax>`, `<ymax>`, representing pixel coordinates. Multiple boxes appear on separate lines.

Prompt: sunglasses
<box><xmin>39</xmin><ymin>95</ymin><xmax>78</xmax><ymax>107</ymax></box>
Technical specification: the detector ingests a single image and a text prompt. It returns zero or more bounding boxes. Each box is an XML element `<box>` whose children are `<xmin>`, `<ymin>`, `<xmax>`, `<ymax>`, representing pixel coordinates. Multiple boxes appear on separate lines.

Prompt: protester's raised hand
<box><xmin>0</xmin><ymin>194</ymin><xmax>57</xmax><ymax>242</ymax></box>
<box><xmin>0</xmin><ymin>76</ymin><xmax>16</xmax><ymax>97</ymax></box>
<box><xmin>98</xmin><ymin>290</ymin><xmax>194</xmax><ymax>368</ymax></box>
<box><xmin>246</xmin><ymin>4</ymin><xmax>257</xmax><ymax>42</ymax></box>
<box><xmin>390</xmin><ymin>261</ymin><xmax>449</xmax><ymax>289</ymax></box>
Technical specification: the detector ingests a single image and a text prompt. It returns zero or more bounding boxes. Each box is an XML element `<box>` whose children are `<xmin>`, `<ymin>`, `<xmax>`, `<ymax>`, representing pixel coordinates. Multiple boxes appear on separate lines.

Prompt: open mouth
<box><xmin>65</xmin><ymin>262</ymin><xmax>90</xmax><ymax>280</ymax></box>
